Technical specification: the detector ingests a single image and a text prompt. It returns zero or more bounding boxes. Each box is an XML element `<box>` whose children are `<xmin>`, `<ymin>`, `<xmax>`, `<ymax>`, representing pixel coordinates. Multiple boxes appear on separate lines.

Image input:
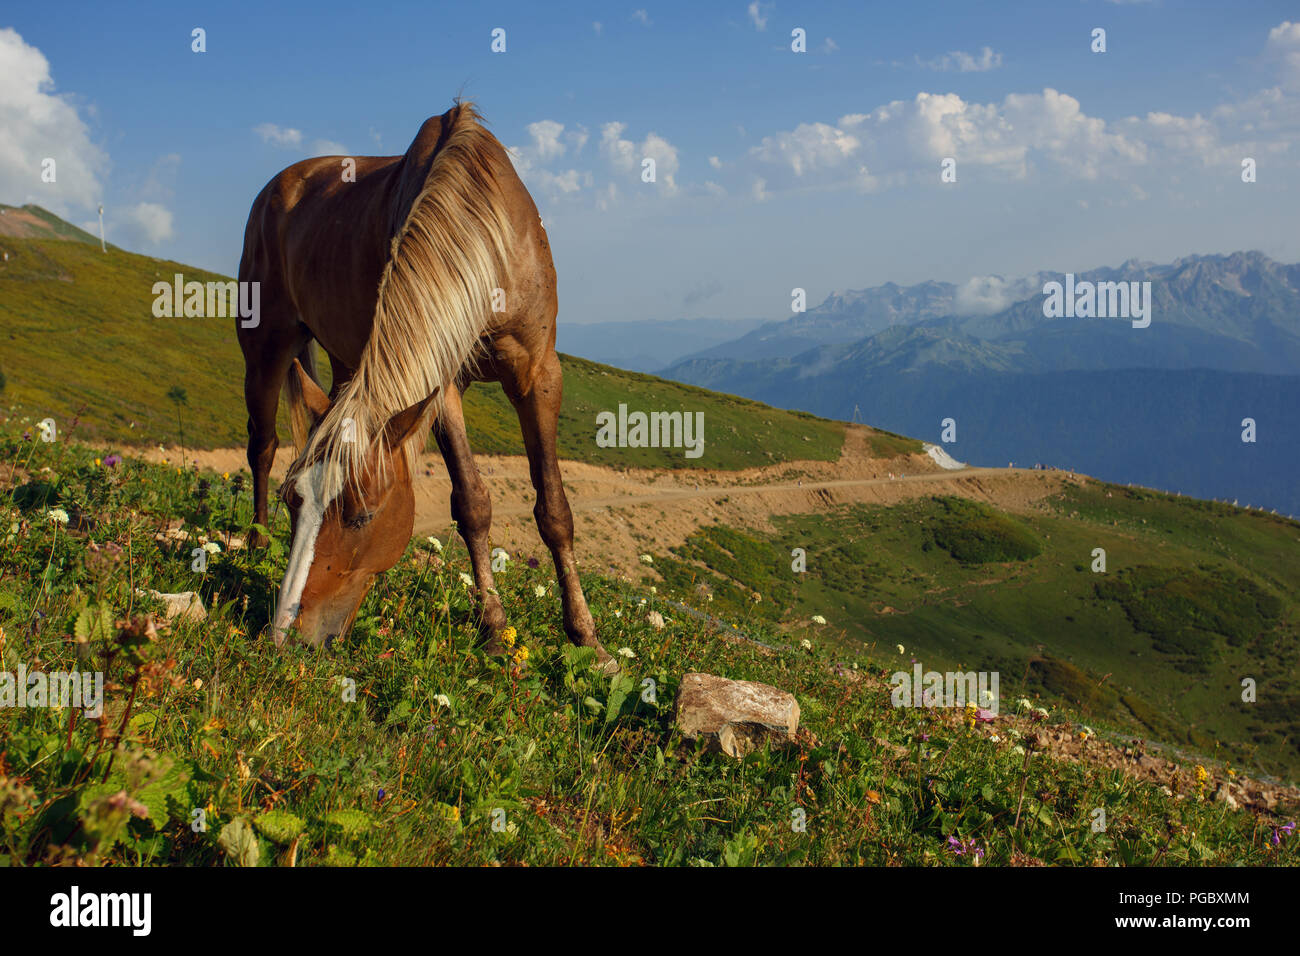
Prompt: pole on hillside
<box><xmin>97</xmin><ymin>205</ymin><xmax>106</xmax><ymax>252</ymax></box>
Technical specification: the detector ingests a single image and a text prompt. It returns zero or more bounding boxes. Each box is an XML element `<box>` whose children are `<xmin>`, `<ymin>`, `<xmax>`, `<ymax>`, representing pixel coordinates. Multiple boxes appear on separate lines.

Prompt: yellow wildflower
<box><xmin>499</xmin><ymin>626</ymin><xmax>517</xmax><ymax>649</ymax></box>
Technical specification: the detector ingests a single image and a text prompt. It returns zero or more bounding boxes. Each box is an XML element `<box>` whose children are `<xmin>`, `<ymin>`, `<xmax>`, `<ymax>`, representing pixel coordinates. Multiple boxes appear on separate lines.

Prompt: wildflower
<box><xmin>203</xmin><ymin>541</ymin><xmax>221</xmax><ymax>555</ymax></box>
<box><xmin>527</xmin><ymin>556</ymin><xmax>540</xmax><ymax>569</ymax></box>
<box><xmin>638</xmin><ymin>554</ymin><xmax>654</xmax><ymax>565</ymax></box>
<box><xmin>94</xmin><ymin>458</ymin><xmax>101</xmax><ymax>467</ymax></box>
<box><xmin>811</xmin><ymin>614</ymin><xmax>827</xmax><ymax>625</ymax></box>
<box><xmin>946</xmin><ymin>835</ymin><xmax>983</xmax><ymax>860</ymax></box>
<box><xmin>458</xmin><ymin>572</ymin><xmax>473</xmax><ymax>588</ymax></box>
<box><xmin>649</xmin><ymin>586</ymin><xmax>657</xmax><ymax>595</ymax></box>
<box><xmin>1271</xmin><ymin>822</ymin><xmax>1296</xmax><ymax>846</ymax></box>
<box><xmin>1016</xmin><ymin>698</ymin><xmax>1033</xmax><ymax>713</ymax></box>
<box><xmin>646</xmin><ymin>611</ymin><xmax>665</xmax><ymax>630</ymax></box>
<box><xmin>46</xmin><ymin>508</ymin><xmax>69</xmax><ymax>526</ymax></box>
<box><xmin>1032</xmin><ymin>706</ymin><xmax>1049</xmax><ymax>720</ymax></box>
<box><xmin>800</xmin><ymin>639</ymin><xmax>812</xmax><ymax>650</ymax></box>
<box><xmin>221</xmin><ymin>471</ymin><xmax>229</xmax><ymax>480</ymax></box>
<box><xmin>377</xmin><ymin>788</ymin><xmax>386</xmax><ymax>801</ymax></box>
<box><xmin>38</xmin><ymin>420</ymin><xmax>55</xmax><ymax>441</ymax></box>
<box><xmin>104</xmin><ymin>454</ymin><xmax>122</xmax><ymax>468</ymax></box>
<box><xmin>613</xmin><ymin>610</ymin><xmax>622</xmax><ymax>619</ymax></box>
<box><xmin>434</xmin><ymin>694</ymin><xmax>451</xmax><ymax>709</ymax></box>
<box><xmin>534</xmin><ymin>585</ymin><xmax>546</xmax><ymax>598</ymax></box>
<box><xmin>706</xmin><ymin>593</ymin><xmax>713</xmax><ymax>602</ymax></box>
<box><xmin>512</xmin><ymin>645</ymin><xmax>530</xmax><ymax>666</ymax></box>
<box><xmin>499</xmin><ymin>626</ymin><xmax>517</xmax><ymax>649</ymax></box>
<box><xmin>617</xmin><ymin>647</ymin><xmax>636</xmax><ymax>659</ymax></box>
<box><xmin>1080</xmin><ymin>725</ymin><xmax>1094</xmax><ymax>740</ymax></box>
<box><xmin>897</xmin><ymin>644</ymin><xmax>905</xmax><ymax>654</ymax></box>
<box><xmin>1194</xmin><ymin>765</ymin><xmax>1209</xmax><ymax>790</ymax></box>
<box><xmin>192</xmin><ymin>678</ymin><xmax>203</xmax><ymax>690</ymax></box>
<box><xmin>426</xmin><ymin>536</ymin><xmax>443</xmax><ymax>551</ymax></box>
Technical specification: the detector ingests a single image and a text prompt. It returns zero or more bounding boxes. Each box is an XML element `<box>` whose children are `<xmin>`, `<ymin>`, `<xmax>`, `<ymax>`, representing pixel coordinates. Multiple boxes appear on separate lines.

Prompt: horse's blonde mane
<box><xmin>286</xmin><ymin>103</ymin><xmax>512</xmax><ymax>504</ymax></box>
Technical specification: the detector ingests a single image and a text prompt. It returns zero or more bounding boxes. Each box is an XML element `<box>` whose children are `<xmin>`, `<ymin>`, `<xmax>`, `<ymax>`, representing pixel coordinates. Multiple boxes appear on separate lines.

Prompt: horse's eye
<box><xmin>345</xmin><ymin>511</ymin><xmax>375</xmax><ymax>531</ymax></box>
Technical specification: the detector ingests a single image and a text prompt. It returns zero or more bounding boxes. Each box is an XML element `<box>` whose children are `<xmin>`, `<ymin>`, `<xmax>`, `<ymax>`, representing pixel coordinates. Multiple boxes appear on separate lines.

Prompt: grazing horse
<box><xmin>236</xmin><ymin>101</ymin><xmax>614</xmax><ymax>670</ymax></box>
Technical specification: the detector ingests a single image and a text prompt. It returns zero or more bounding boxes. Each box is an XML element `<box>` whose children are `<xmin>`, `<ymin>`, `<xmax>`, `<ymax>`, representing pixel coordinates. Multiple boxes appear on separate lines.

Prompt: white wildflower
<box><xmin>46</xmin><ymin>508</ymin><xmax>69</xmax><ymax>526</ymax></box>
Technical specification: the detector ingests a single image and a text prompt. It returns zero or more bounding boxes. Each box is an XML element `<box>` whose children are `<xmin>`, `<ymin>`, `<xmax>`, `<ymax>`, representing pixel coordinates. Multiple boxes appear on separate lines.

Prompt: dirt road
<box><xmin>140</xmin><ymin>426</ymin><xmax>1081</xmax><ymax>579</ymax></box>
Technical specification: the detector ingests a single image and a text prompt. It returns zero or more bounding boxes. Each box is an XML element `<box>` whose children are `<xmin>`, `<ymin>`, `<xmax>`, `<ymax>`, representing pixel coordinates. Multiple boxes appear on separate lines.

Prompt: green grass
<box><xmin>634</xmin><ymin>488</ymin><xmax>1300</xmax><ymax>783</ymax></box>
<box><xmin>0</xmin><ymin>233</ymin><xmax>845</xmax><ymax>469</ymax></box>
<box><xmin>2</xmin><ymin>436</ymin><xmax>1295</xmax><ymax>866</ymax></box>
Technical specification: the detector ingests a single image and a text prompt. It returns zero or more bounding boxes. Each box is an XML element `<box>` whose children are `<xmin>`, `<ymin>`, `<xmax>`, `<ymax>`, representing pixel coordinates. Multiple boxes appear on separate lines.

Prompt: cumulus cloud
<box><xmin>954</xmin><ymin>275</ymin><xmax>1040</xmax><ymax>314</ymax></box>
<box><xmin>0</xmin><ymin>28</ymin><xmax>108</xmax><ymax>217</ymax></box>
<box><xmin>1267</xmin><ymin>20</ymin><xmax>1300</xmax><ymax>91</ymax></box>
<box><xmin>508</xmin><ymin>121</ymin><xmax>592</xmax><ymax>199</ymax></box>
<box><xmin>747</xmin><ymin>1</ymin><xmax>773</xmax><ymax>31</ymax></box>
<box><xmin>917</xmin><ymin>47</ymin><xmax>1003</xmax><ymax>72</ymax></box>
<box><xmin>80</xmin><ymin>200</ymin><xmax>174</xmax><ymax>248</ymax></box>
<box><xmin>253</xmin><ymin>123</ymin><xmax>303</xmax><ymax>148</ymax></box>
<box><xmin>748</xmin><ymin>88</ymin><xmax>1151</xmax><ymax>193</ymax></box>
<box><xmin>308</xmin><ymin>139</ymin><xmax>347</xmax><ymax>156</ymax></box>
<box><xmin>600</xmin><ymin>122</ymin><xmax>680</xmax><ymax>194</ymax></box>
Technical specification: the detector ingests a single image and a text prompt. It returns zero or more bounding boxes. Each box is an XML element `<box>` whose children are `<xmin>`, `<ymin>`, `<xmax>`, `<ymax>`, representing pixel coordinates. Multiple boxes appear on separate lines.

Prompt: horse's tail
<box><xmin>284</xmin><ymin>342</ymin><xmax>321</xmax><ymax>451</ymax></box>
<box><xmin>292</xmin><ymin>101</ymin><xmax>513</xmax><ymax>502</ymax></box>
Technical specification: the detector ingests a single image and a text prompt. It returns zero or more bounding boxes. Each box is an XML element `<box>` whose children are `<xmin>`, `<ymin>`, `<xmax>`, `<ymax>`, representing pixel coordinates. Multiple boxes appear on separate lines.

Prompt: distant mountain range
<box><xmin>660</xmin><ymin>252</ymin><xmax>1300</xmax><ymax>515</ymax></box>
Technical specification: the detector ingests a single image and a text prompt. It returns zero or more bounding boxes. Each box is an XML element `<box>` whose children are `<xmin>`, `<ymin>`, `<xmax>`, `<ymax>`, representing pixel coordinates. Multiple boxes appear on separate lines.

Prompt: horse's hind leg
<box><xmin>507</xmin><ymin>349</ymin><xmax>615</xmax><ymax>672</ymax></box>
<box><xmin>432</xmin><ymin>385</ymin><xmax>509</xmax><ymax>646</ymax></box>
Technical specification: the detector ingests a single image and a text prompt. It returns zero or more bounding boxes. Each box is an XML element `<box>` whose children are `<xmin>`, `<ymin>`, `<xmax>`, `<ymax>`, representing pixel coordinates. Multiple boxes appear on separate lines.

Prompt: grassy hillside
<box><xmin>2</xmin><ymin>435</ymin><xmax>1295</xmax><ymax>866</ymax></box>
<box><xmin>0</xmin><ymin>231</ymin><xmax>843</xmax><ymax>468</ymax></box>
<box><xmin>644</xmin><ymin>485</ymin><xmax>1300</xmax><ymax>782</ymax></box>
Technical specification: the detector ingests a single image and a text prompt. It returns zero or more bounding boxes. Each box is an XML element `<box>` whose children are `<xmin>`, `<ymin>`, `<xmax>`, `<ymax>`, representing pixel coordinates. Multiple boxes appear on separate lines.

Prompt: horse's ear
<box><xmin>382</xmin><ymin>389</ymin><xmax>440</xmax><ymax>449</ymax></box>
<box><xmin>287</xmin><ymin>359</ymin><xmax>331</xmax><ymax>447</ymax></box>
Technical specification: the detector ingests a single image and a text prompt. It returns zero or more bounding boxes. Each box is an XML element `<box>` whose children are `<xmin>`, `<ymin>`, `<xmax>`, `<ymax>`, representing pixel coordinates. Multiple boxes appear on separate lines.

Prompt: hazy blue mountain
<box><xmin>556</xmin><ymin>317</ymin><xmax>766</xmax><ymax>372</ymax></box>
<box><xmin>664</xmin><ymin>252</ymin><xmax>1300</xmax><ymax>514</ymax></box>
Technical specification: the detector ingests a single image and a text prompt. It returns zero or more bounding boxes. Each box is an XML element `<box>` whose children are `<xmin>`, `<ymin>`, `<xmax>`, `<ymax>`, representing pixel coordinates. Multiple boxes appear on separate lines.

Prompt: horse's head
<box><xmin>271</xmin><ymin>361</ymin><xmax>437</xmax><ymax>647</ymax></box>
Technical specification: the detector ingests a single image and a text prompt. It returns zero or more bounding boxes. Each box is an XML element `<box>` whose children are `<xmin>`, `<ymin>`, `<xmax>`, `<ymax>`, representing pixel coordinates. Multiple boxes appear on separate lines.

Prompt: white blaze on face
<box><xmin>272</xmin><ymin>463</ymin><xmax>328</xmax><ymax>641</ymax></box>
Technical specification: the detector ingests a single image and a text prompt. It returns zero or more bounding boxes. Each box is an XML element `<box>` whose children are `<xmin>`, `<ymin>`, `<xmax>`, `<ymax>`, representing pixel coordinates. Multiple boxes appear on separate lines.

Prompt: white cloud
<box><xmin>747</xmin><ymin>1</ymin><xmax>773</xmax><ymax>31</ymax></box>
<box><xmin>750</xmin><ymin>88</ymin><xmax>1150</xmax><ymax>192</ymax></box>
<box><xmin>123</xmin><ymin>201</ymin><xmax>174</xmax><ymax>243</ymax></box>
<box><xmin>81</xmin><ymin>200</ymin><xmax>174</xmax><ymax>248</ymax></box>
<box><xmin>310</xmin><ymin>139</ymin><xmax>349</xmax><ymax>156</ymax></box>
<box><xmin>253</xmin><ymin>123</ymin><xmax>303</xmax><ymax>148</ymax></box>
<box><xmin>954</xmin><ymin>275</ymin><xmax>1039</xmax><ymax>314</ymax></box>
<box><xmin>600</xmin><ymin>122</ymin><xmax>680</xmax><ymax>193</ymax></box>
<box><xmin>632</xmin><ymin>9</ymin><xmax>651</xmax><ymax>25</ymax></box>
<box><xmin>0</xmin><ymin>28</ymin><xmax>107</xmax><ymax>217</ymax></box>
<box><xmin>749</xmin><ymin>121</ymin><xmax>861</xmax><ymax>177</ymax></box>
<box><xmin>1267</xmin><ymin>20</ymin><xmax>1300</xmax><ymax>91</ymax></box>
<box><xmin>709</xmin><ymin>155</ymin><xmax>723</xmax><ymax>169</ymax></box>
<box><xmin>917</xmin><ymin>46</ymin><xmax>1003</xmax><ymax>72</ymax></box>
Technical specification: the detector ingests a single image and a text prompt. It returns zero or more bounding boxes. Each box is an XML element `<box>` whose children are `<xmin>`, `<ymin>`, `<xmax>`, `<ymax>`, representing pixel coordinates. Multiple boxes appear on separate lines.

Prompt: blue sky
<box><xmin>4</xmin><ymin>1</ymin><xmax>1300</xmax><ymax>323</ymax></box>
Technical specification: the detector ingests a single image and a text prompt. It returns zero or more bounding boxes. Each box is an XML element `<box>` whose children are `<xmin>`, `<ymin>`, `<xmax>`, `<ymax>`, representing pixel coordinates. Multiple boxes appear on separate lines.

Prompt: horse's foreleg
<box><xmin>433</xmin><ymin>385</ymin><xmax>509</xmax><ymax>646</ymax></box>
<box><xmin>509</xmin><ymin>350</ymin><xmax>614</xmax><ymax>672</ymax></box>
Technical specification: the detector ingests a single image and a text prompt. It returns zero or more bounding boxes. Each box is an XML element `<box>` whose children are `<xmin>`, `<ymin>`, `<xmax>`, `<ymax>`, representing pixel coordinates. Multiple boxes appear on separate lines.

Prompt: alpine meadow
<box><xmin>0</xmin><ymin>1</ymin><xmax>1297</xmax><ymax>936</ymax></box>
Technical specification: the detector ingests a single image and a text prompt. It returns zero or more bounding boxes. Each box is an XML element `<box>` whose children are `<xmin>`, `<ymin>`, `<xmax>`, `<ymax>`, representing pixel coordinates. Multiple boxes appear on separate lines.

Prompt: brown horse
<box><xmin>236</xmin><ymin>101</ymin><xmax>614</xmax><ymax>671</ymax></box>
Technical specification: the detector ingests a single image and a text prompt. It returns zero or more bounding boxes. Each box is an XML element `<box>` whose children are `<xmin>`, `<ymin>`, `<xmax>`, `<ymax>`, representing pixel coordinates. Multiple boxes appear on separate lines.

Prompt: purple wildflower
<box><xmin>103</xmin><ymin>454</ymin><xmax>122</xmax><ymax>468</ymax></box>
